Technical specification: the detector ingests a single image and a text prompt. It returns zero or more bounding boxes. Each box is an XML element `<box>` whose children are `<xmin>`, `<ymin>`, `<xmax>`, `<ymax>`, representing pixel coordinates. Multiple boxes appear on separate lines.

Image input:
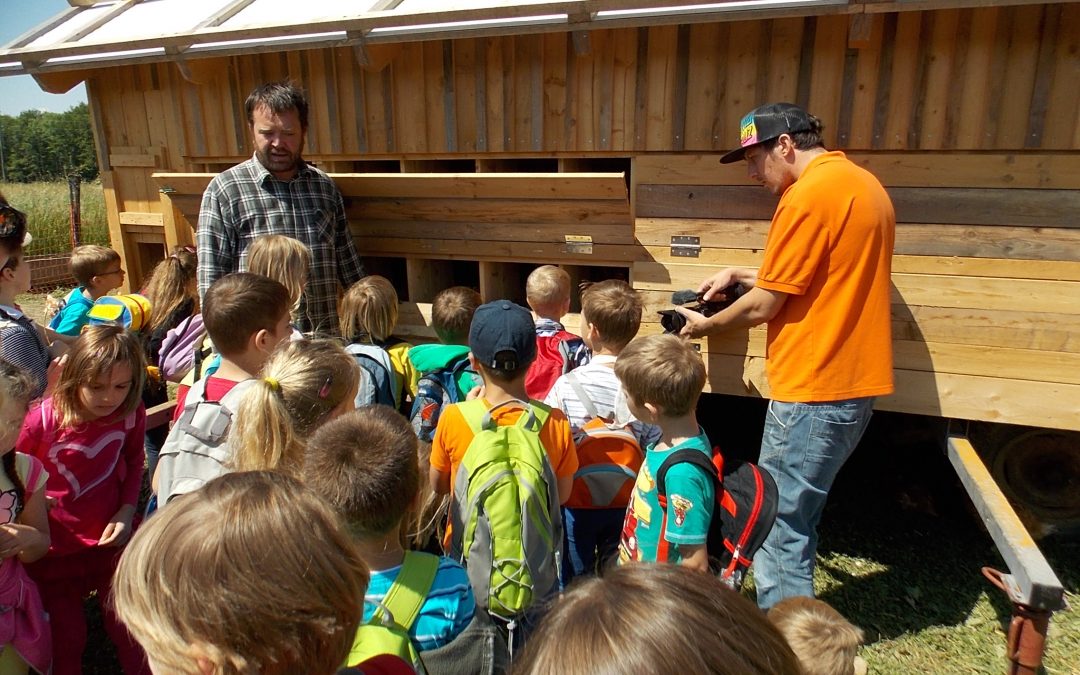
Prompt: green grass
<box><xmin>1</xmin><ymin>180</ymin><xmax>109</xmax><ymax>256</ymax></box>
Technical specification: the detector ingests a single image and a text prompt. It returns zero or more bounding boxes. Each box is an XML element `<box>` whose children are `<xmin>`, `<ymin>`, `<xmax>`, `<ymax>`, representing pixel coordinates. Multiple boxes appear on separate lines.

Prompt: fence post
<box><xmin>68</xmin><ymin>175</ymin><xmax>81</xmax><ymax>249</ymax></box>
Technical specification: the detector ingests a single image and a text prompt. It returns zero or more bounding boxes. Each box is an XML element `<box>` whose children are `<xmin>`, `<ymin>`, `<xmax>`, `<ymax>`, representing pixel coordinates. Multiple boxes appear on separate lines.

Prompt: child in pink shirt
<box><xmin>0</xmin><ymin>360</ymin><xmax>52</xmax><ymax>675</ymax></box>
<box><xmin>17</xmin><ymin>325</ymin><xmax>149</xmax><ymax>675</ymax></box>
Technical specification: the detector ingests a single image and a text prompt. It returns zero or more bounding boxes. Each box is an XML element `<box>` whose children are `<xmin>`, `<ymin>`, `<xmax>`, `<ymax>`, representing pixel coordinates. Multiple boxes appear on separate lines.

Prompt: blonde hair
<box><xmin>114</xmin><ymin>471</ymin><xmax>368</xmax><ymax>675</ymax></box>
<box><xmin>614</xmin><ymin>334</ymin><xmax>705</xmax><ymax>417</ymax></box>
<box><xmin>408</xmin><ymin>440</ymin><xmax>448</xmax><ymax>550</ymax></box>
<box><xmin>431</xmin><ymin>286</ymin><xmax>481</xmax><ymax>344</ymax></box>
<box><xmin>526</xmin><ymin>265</ymin><xmax>571</xmax><ymax>314</ymax></box>
<box><xmin>70</xmin><ymin>244</ymin><xmax>120</xmax><ymax>286</ymax></box>
<box><xmin>230</xmin><ymin>340</ymin><xmax>358</xmax><ymax>477</ymax></box>
<box><xmin>245</xmin><ymin>235</ymin><xmax>311</xmax><ymax>311</ymax></box>
<box><xmin>51</xmin><ymin>324</ymin><xmax>147</xmax><ymax>428</ymax></box>
<box><xmin>514</xmin><ymin>564</ymin><xmax>802</xmax><ymax>675</ymax></box>
<box><xmin>142</xmin><ymin>246</ymin><xmax>198</xmax><ymax>334</ymax></box>
<box><xmin>768</xmin><ymin>596</ymin><xmax>865</xmax><ymax>675</ymax></box>
<box><xmin>339</xmin><ymin>275</ymin><xmax>398</xmax><ymax>343</ymax></box>
<box><xmin>581</xmin><ymin>279</ymin><xmax>643</xmax><ymax>350</ymax></box>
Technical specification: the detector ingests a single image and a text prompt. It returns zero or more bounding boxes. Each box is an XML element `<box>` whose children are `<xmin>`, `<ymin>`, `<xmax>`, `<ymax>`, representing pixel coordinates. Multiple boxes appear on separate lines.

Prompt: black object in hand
<box><xmin>659</xmin><ymin>284</ymin><xmax>745</xmax><ymax>334</ymax></box>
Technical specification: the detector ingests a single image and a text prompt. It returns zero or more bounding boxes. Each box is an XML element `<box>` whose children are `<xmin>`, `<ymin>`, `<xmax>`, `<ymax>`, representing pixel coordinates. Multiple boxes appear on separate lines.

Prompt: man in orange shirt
<box><xmin>677</xmin><ymin>103</ymin><xmax>895</xmax><ymax>609</ymax></box>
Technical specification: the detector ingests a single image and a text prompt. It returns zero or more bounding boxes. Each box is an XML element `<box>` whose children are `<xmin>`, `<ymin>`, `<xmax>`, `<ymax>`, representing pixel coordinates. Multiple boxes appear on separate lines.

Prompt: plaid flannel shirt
<box><xmin>196</xmin><ymin>155</ymin><xmax>365</xmax><ymax>336</ymax></box>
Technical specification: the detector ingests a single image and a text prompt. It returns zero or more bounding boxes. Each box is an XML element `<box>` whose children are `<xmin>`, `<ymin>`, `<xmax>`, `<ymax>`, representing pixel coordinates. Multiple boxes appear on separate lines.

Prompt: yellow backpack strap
<box><xmin>377</xmin><ymin>551</ymin><xmax>440</xmax><ymax>631</ymax></box>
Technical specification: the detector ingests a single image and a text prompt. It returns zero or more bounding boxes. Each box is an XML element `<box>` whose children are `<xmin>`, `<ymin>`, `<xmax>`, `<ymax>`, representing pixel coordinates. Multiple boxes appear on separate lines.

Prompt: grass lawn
<box><xmin>1</xmin><ymin>181</ymin><xmax>109</xmax><ymax>256</ymax></box>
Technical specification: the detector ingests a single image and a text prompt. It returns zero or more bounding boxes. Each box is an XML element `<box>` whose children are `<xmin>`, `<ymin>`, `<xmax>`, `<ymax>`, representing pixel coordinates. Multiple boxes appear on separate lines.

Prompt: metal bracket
<box><xmin>671</xmin><ymin>235</ymin><xmax>701</xmax><ymax>258</ymax></box>
<box><xmin>564</xmin><ymin>234</ymin><xmax>593</xmax><ymax>255</ymax></box>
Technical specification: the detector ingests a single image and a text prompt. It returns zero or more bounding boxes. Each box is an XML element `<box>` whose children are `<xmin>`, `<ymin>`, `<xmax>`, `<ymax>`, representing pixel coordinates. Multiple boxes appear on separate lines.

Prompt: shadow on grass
<box><xmin>698</xmin><ymin>394</ymin><xmax>1076</xmax><ymax>648</ymax></box>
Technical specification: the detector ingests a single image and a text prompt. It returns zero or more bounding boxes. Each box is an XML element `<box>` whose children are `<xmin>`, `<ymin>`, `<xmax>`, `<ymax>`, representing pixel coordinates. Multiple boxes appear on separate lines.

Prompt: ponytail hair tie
<box><xmin>264</xmin><ymin>376</ymin><xmax>281</xmax><ymax>392</ymax></box>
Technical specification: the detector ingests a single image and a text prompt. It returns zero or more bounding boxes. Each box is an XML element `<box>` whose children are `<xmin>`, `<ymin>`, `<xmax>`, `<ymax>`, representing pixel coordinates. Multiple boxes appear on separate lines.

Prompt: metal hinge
<box><xmin>671</xmin><ymin>235</ymin><xmax>700</xmax><ymax>258</ymax></box>
<box><xmin>564</xmin><ymin>234</ymin><xmax>593</xmax><ymax>255</ymax></box>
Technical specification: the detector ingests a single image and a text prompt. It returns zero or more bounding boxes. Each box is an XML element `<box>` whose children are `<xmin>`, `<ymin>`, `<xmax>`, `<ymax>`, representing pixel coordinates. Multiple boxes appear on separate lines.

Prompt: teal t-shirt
<box><xmin>618</xmin><ymin>431</ymin><xmax>714</xmax><ymax>565</ymax></box>
<box><xmin>49</xmin><ymin>287</ymin><xmax>94</xmax><ymax>336</ymax></box>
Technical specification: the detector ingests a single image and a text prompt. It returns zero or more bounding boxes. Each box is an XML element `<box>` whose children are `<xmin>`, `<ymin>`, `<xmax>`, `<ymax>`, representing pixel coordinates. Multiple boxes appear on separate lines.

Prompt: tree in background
<box><xmin>0</xmin><ymin>103</ymin><xmax>98</xmax><ymax>182</ymax></box>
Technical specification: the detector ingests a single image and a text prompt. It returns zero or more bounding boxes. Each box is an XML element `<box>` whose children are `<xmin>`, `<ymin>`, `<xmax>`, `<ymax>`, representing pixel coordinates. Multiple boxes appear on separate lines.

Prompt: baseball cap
<box><xmin>469</xmin><ymin>300</ymin><xmax>537</xmax><ymax>371</ymax></box>
<box><xmin>719</xmin><ymin>102</ymin><xmax>814</xmax><ymax>164</ymax></box>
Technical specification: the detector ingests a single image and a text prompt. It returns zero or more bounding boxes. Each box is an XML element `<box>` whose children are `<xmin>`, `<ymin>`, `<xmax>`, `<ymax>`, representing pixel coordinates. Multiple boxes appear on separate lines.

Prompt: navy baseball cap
<box><xmin>719</xmin><ymin>102</ymin><xmax>815</xmax><ymax>164</ymax></box>
<box><xmin>469</xmin><ymin>300</ymin><xmax>537</xmax><ymax>371</ymax></box>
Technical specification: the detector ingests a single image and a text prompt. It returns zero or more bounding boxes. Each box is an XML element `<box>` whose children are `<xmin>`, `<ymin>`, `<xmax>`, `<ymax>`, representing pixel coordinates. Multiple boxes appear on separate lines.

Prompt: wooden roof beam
<box><xmin>195</xmin><ymin>0</ymin><xmax>258</xmax><ymax>30</ymax></box>
<box><xmin>64</xmin><ymin>0</ymin><xmax>144</xmax><ymax>44</ymax></box>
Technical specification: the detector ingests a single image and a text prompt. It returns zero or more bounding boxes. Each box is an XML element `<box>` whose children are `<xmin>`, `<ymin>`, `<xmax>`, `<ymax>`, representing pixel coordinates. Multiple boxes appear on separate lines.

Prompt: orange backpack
<box><xmin>563</xmin><ymin>372</ymin><xmax>645</xmax><ymax>510</ymax></box>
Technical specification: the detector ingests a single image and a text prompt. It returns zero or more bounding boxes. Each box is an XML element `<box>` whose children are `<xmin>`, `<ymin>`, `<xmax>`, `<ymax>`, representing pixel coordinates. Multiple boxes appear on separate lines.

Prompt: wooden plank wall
<box><xmin>83</xmin><ymin>3</ymin><xmax>1080</xmax><ymax>428</ymax></box>
<box><xmin>152</xmin><ymin>170</ymin><xmax>637</xmax><ymax>340</ymax></box>
<box><xmin>633</xmin><ymin>152</ymin><xmax>1080</xmax><ymax>431</ymax></box>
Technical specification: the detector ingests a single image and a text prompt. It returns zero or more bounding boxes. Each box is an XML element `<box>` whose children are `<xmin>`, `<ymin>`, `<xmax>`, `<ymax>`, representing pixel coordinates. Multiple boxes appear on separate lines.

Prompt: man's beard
<box><xmin>256</xmin><ymin>146</ymin><xmax>301</xmax><ymax>175</ymax></box>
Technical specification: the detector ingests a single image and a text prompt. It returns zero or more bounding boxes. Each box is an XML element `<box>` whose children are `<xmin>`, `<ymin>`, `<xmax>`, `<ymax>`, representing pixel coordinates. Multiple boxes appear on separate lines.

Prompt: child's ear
<box><xmin>467</xmin><ymin>351</ymin><xmax>479</xmax><ymax>370</ymax></box>
<box><xmin>252</xmin><ymin>328</ymin><xmax>273</xmax><ymax>354</ymax></box>
<box><xmin>642</xmin><ymin>401</ymin><xmax>662</xmax><ymax>419</ymax></box>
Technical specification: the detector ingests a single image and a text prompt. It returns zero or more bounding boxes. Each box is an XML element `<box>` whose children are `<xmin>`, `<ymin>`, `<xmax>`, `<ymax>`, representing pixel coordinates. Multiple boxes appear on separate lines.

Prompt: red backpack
<box><xmin>525</xmin><ymin>330</ymin><xmax>585</xmax><ymax>400</ymax></box>
<box><xmin>656</xmin><ymin>447</ymin><xmax>779</xmax><ymax>589</ymax></box>
<box><xmin>562</xmin><ymin>372</ymin><xmax>644</xmax><ymax>510</ymax></box>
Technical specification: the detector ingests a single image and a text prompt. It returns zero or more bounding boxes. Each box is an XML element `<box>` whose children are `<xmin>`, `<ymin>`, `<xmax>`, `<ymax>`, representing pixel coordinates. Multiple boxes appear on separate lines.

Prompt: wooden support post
<box><xmin>406</xmin><ymin>258</ymin><xmax>454</xmax><ymax>303</ymax></box>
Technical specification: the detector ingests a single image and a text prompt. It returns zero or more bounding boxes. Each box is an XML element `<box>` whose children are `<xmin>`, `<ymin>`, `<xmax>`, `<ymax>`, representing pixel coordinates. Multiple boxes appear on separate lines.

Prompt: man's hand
<box><xmin>697</xmin><ymin>269</ymin><xmax>740</xmax><ymax>302</ymax></box>
<box><xmin>674</xmin><ymin>305</ymin><xmax>711</xmax><ymax>339</ymax></box>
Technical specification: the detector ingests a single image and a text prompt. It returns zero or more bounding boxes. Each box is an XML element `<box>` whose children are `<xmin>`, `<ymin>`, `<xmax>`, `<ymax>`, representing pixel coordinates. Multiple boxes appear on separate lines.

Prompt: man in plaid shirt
<box><xmin>197</xmin><ymin>82</ymin><xmax>364</xmax><ymax>336</ymax></box>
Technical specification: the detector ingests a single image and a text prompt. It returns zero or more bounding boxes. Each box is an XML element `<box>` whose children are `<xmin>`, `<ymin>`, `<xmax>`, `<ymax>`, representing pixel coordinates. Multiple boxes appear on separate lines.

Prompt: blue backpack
<box><xmin>409</xmin><ymin>358</ymin><xmax>475</xmax><ymax>443</ymax></box>
<box><xmin>346</xmin><ymin>343</ymin><xmax>397</xmax><ymax>408</ymax></box>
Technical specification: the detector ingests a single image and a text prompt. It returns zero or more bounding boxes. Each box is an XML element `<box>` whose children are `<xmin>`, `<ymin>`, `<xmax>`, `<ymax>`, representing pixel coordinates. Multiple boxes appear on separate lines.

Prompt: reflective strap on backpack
<box><xmin>375</xmin><ymin>551</ymin><xmax>440</xmax><ymax>631</ymax></box>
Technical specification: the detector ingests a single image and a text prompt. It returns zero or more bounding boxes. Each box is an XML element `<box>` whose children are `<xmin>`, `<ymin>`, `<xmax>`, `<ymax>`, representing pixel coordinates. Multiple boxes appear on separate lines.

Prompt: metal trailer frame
<box><xmin>946</xmin><ymin>430</ymin><xmax>1067</xmax><ymax>674</ymax></box>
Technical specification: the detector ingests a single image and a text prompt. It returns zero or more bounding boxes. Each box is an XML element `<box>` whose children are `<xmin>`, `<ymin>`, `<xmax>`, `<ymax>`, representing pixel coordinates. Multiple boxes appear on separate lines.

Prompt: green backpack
<box><xmin>345</xmin><ymin>551</ymin><xmax>440</xmax><ymax>673</ymax></box>
<box><xmin>449</xmin><ymin>399</ymin><xmax>563</xmax><ymax>623</ymax></box>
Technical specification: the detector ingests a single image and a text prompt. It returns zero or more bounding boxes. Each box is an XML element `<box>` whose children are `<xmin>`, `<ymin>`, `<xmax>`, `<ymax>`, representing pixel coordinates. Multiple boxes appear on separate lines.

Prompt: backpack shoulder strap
<box><xmin>563</xmin><ymin>371</ymin><xmax>599</xmax><ymax>420</ymax></box>
<box><xmin>218</xmin><ymin>378</ymin><xmax>258</xmax><ymax>407</ymax></box>
<box><xmin>456</xmin><ymin>399</ymin><xmax>489</xmax><ymax>435</ymax></box>
<box><xmin>379</xmin><ymin>551</ymin><xmax>440</xmax><ymax>631</ymax></box>
<box><xmin>656</xmin><ymin>448</ymin><xmax>720</xmax><ymax>498</ymax></box>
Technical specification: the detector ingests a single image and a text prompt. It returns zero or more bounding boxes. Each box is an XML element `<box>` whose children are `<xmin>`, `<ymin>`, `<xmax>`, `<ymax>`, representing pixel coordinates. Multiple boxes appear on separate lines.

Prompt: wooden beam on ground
<box><xmin>946</xmin><ymin>433</ymin><xmax>1064</xmax><ymax>610</ymax></box>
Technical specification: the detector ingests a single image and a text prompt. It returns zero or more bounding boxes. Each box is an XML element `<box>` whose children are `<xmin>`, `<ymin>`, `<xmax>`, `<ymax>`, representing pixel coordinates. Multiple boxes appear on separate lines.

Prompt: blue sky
<box><xmin>0</xmin><ymin>0</ymin><xmax>89</xmax><ymax>115</ymax></box>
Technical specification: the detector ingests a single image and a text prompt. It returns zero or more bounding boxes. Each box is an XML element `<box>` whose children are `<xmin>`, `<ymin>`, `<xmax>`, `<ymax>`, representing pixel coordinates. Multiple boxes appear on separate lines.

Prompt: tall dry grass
<box><xmin>0</xmin><ymin>181</ymin><xmax>109</xmax><ymax>256</ymax></box>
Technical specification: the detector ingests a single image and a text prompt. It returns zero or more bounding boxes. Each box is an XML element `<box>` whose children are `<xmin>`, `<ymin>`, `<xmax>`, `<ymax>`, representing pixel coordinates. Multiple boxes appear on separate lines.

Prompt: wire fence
<box><xmin>1</xmin><ymin>178</ymin><xmax>110</xmax><ymax>289</ymax></box>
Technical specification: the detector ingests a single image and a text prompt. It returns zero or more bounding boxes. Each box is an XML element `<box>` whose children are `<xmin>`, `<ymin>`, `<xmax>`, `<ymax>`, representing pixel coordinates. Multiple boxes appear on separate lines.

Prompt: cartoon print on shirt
<box><xmin>670</xmin><ymin>494</ymin><xmax>693</xmax><ymax>527</ymax></box>
<box><xmin>0</xmin><ymin>489</ymin><xmax>17</xmax><ymax>524</ymax></box>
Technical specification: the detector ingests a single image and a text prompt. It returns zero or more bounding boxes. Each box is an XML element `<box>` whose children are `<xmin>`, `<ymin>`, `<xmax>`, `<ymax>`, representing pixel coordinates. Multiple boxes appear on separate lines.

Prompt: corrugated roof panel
<box><xmin>220</xmin><ymin>0</ymin><xmax>386</xmax><ymax>30</ymax></box>
<box><xmin>24</xmin><ymin>3</ymin><xmax>116</xmax><ymax>49</ymax></box>
<box><xmin>80</xmin><ymin>0</ymin><xmax>226</xmax><ymax>42</ymax></box>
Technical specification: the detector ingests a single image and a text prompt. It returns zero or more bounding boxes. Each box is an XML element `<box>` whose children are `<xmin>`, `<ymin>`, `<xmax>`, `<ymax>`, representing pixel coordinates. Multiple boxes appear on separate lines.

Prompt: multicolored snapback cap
<box><xmin>720</xmin><ymin>102</ymin><xmax>814</xmax><ymax>164</ymax></box>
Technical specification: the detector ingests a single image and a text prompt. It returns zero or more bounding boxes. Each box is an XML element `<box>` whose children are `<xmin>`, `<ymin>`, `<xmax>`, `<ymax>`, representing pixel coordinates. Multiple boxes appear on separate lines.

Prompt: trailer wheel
<box><xmin>969</xmin><ymin>423</ymin><xmax>1080</xmax><ymax>536</ymax></box>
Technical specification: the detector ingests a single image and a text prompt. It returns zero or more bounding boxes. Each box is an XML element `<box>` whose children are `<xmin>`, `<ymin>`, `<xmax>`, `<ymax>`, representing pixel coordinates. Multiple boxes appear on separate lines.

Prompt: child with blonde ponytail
<box><xmin>230</xmin><ymin>340</ymin><xmax>359</xmax><ymax>477</ymax></box>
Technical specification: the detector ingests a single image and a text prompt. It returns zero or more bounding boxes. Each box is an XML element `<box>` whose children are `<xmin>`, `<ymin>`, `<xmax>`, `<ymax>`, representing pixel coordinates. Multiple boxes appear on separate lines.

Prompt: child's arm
<box><xmin>101</xmin><ymin>408</ymin><xmax>147</xmax><ymax>547</ymax></box>
<box><xmin>678</xmin><ymin>543</ymin><xmax>709</xmax><ymax>573</ymax></box>
<box><xmin>430</xmin><ymin>466</ymin><xmax>451</xmax><ymax>496</ymax></box>
<box><xmin>0</xmin><ymin>487</ymin><xmax>50</xmax><ymax>563</ymax></box>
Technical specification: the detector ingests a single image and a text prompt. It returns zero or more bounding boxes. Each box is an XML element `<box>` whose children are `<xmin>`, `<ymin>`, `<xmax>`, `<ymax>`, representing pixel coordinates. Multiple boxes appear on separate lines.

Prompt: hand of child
<box><xmin>43</xmin><ymin>354</ymin><xmax>68</xmax><ymax>399</ymax></box>
<box><xmin>0</xmin><ymin>523</ymin><xmax>42</xmax><ymax>559</ymax></box>
<box><xmin>98</xmin><ymin>505</ymin><xmax>136</xmax><ymax>547</ymax></box>
<box><xmin>465</xmin><ymin>384</ymin><xmax>484</xmax><ymax>401</ymax></box>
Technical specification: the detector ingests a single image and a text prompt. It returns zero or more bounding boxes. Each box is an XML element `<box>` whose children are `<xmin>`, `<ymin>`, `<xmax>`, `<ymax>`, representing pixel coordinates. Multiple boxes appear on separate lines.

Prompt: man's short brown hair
<box><xmin>431</xmin><ymin>286</ymin><xmax>481</xmax><ymax>344</ymax></box>
<box><xmin>581</xmin><ymin>280</ymin><xmax>642</xmax><ymax>351</ymax></box>
<box><xmin>615</xmin><ymin>334</ymin><xmax>705</xmax><ymax>417</ymax></box>
<box><xmin>202</xmin><ymin>273</ymin><xmax>291</xmax><ymax>356</ymax></box>
<box><xmin>304</xmin><ymin>406</ymin><xmax>419</xmax><ymax>537</ymax></box>
<box><xmin>70</xmin><ymin>245</ymin><xmax>120</xmax><ymax>286</ymax></box>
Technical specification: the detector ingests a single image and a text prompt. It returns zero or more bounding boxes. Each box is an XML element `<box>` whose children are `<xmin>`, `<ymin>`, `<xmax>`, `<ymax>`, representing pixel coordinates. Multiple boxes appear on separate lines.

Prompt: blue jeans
<box><xmin>753</xmin><ymin>397</ymin><xmax>874</xmax><ymax>609</ymax></box>
<box><xmin>561</xmin><ymin>507</ymin><xmax>624</xmax><ymax>583</ymax></box>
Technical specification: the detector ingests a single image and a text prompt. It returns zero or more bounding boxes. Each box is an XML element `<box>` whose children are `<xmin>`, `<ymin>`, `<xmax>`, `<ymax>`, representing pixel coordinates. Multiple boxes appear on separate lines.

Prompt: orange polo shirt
<box><xmin>755</xmin><ymin>151</ymin><xmax>896</xmax><ymax>402</ymax></box>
